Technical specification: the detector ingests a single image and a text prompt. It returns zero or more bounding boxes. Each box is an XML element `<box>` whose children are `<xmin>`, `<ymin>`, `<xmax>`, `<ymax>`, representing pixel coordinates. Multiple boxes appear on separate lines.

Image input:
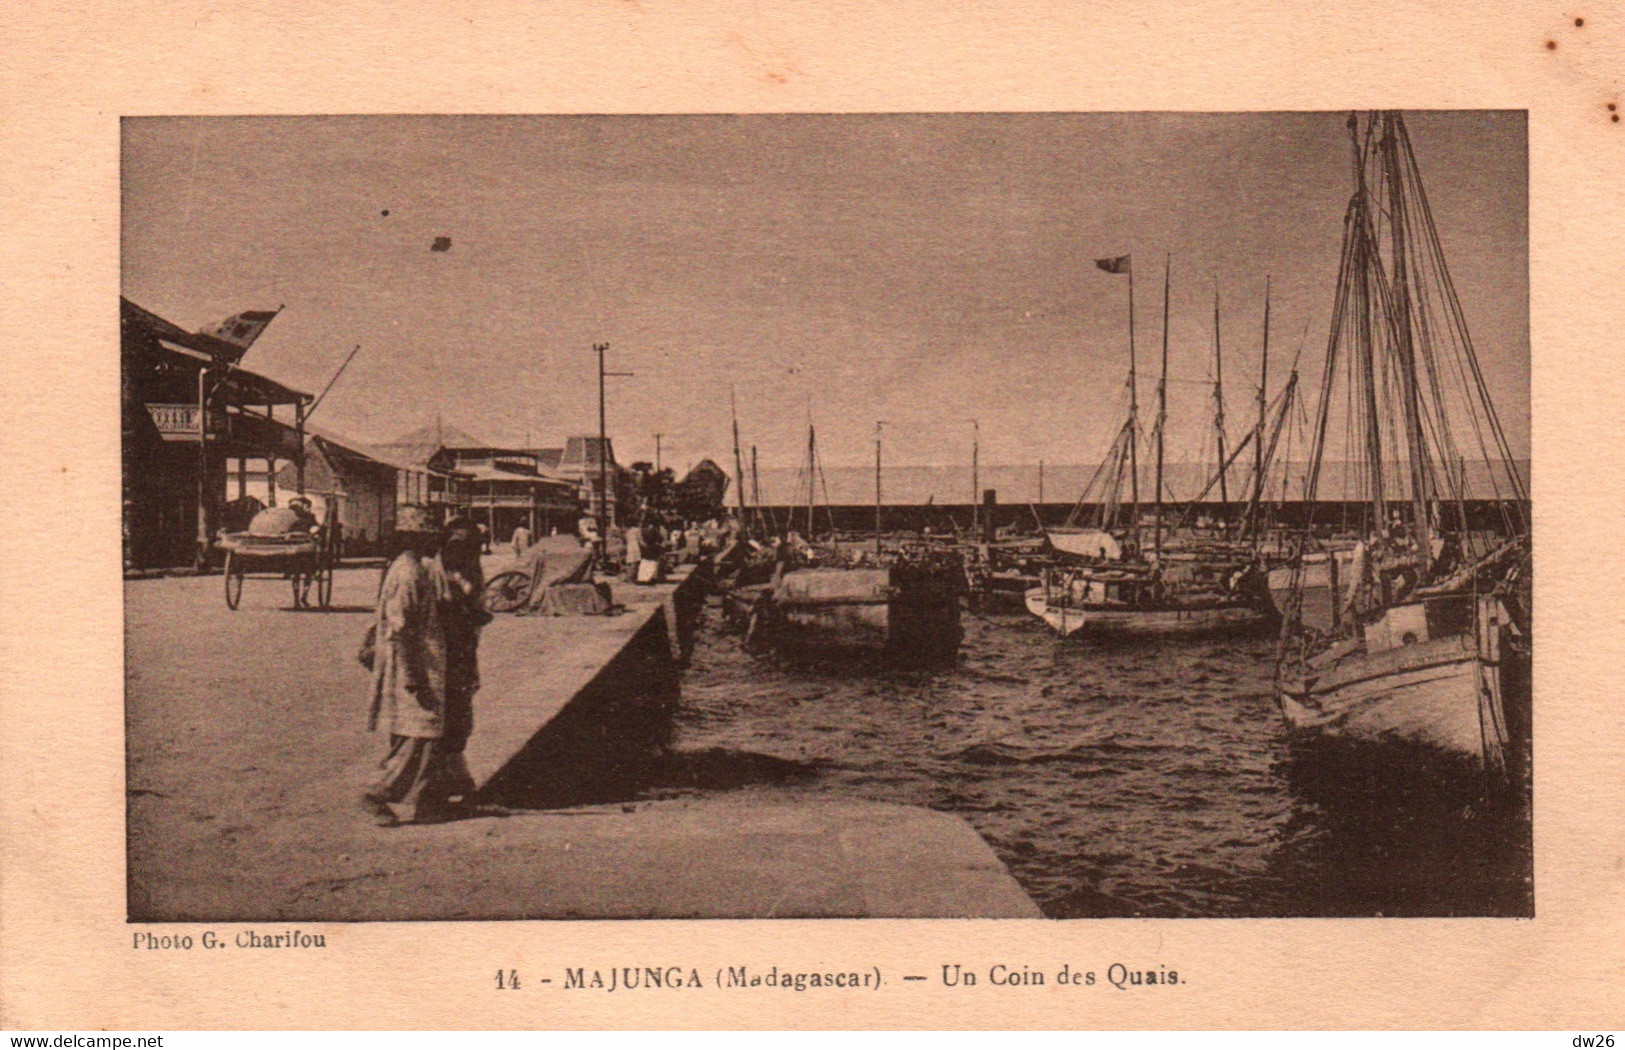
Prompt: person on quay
<box><xmin>428</xmin><ymin>516</ymin><xmax>491</xmax><ymax>807</ymax></box>
<box><xmin>623</xmin><ymin>520</ymin><xmax>643</xmax><ymax>581</ymax></box>
<box><xmin>510</xmin><ymin>522</ymin><xmax>533</xmax><ymax>559</ymax></box>
<box><xmin>362</xmin><ymin>506</ymin><xmax>454</xmax><ymax>825</ymax></box>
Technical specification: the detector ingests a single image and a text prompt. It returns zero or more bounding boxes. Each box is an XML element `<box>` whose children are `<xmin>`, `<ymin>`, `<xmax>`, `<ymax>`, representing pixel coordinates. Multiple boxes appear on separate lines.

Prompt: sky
<box><xmin>121</xmin><ymin>112</ymin><xmax>1528</xmax><ymax>476</ymax></box>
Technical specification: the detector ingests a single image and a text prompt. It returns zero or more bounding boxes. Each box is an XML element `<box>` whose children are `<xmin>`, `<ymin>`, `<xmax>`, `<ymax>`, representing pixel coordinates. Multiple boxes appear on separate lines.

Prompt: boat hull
<box><xmin>1024</xmin><ymin>587</ymin><xmax>1269</xmax><ymax>639</ymax></box>
<box><xmin>758</xmin><ymin>567</ymin><xmax>962</xmax><ymax>662</ymax></box>
<box><xmin>1278</xmin><ymin>622</ymin><xmax>1508</xmax><ymax>774</ymax></box>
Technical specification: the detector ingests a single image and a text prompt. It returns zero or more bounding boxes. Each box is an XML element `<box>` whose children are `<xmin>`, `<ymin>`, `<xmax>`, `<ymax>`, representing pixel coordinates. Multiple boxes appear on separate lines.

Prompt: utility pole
<box><xmin>594</xmin><ymin>342</ymin><xmax>633</xmax><ymax>547</ymax></box>
<box><xmin>655</xmin><ymin>433</ymin><xmax>662</xmax><ymax>473</ymax></box>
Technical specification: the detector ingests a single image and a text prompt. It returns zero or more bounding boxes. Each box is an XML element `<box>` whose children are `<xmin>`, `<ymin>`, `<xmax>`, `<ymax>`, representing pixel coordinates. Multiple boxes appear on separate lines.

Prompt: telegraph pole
<box><xmin>595</xmin><ymin>342</ymin><xmax>633</xmax><ymax>548</ymax></box>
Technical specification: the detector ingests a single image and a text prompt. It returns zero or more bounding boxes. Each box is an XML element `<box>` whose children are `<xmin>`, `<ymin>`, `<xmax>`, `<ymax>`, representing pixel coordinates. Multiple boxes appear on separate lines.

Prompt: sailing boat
<box><xmin>1275</xmin><ymin>112</ymin><xmax>1531</xmax><ymax>783</ymax></box>
<box><xmin>1026</xmin><ymin>256</ymin><xmax>1274</xmax><ymax>638</ymax></box>
<box><xmin>745</xmin><ymin>421</ymin><xmax>965</xmax><ymax>663</ymax></box>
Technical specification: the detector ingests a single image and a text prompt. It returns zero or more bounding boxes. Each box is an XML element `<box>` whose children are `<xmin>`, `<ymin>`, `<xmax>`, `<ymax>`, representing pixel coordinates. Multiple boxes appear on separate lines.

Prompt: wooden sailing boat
<box><xmin>745</xmin><ymin>421</ymin><xmax>965</xmax><ymax>663</ymax></box>
<box><xmin>1275</xmin><ymin>112</ymin><xmax>1531</xmax><ymax>783</ymax></box>
<box><xmin>1027</xmin><ymin>256</ymin><xmax>1273</xmax><ymax>638</ymax></box>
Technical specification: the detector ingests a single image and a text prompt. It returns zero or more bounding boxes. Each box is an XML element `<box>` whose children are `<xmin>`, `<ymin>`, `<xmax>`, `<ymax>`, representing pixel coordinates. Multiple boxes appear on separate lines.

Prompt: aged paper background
<box><xmin>2</xmin><ymin>0</ymin><xmax>1623</xmax><ymax>1030</ymax></box>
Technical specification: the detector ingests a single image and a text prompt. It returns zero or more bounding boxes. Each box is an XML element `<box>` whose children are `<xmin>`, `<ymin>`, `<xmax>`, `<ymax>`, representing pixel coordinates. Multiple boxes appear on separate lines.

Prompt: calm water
<box><xmin>642</xmin><ymin>603</ymin><xmax>1533</xmax><ymax>918</ymax></box>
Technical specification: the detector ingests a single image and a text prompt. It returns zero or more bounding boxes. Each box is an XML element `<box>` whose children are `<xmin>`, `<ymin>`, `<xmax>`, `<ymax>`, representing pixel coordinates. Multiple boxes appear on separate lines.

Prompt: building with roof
<box><xmin>528</xmin><ymin>436</ymin><xmax>624</xmax><ymax>530</ymax></box>
<box><xmin>375</xmin><ymin>423</ymin><xmax>583</xmax><ymax>543</ymax></box>
<box><xmin>264</xmin><ymin>428</ymin><xmax>456</xmax><ymax>557</ymax></box>
<box><xmin>121</xmin><ymin>297</ymin><xmax>312</xmax><ymax>569</ymax></box>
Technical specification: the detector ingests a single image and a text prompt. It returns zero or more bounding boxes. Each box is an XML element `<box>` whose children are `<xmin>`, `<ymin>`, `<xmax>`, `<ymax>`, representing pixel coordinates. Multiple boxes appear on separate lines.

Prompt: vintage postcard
<box><xmin>1</xmin><ymin>0</ymin><xmax>1621</xmax><ymax>1032</ymax></box>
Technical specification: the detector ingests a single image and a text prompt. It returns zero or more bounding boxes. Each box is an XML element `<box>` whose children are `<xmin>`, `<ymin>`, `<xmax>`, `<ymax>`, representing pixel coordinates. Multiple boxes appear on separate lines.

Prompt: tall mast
<box><xmin>805</xmin><ymin>423</ymin><xmax>816</xmax><ymax>537</ymax></box>
<box><xmin>874</xmin><ymin>422</ymin><xmax>884</xmax><ymax>555</ymax></box>
<box><xmin>1354</xmin><ymin>132</ymin><xmax>1387</xmax><ymax>534</ymax></box>
<box><xmin>1380</xmin><ymin>112</ymin><xmax>1435</xmax><ymax>561</ymax></box>
<box><xmin>1127</xmin><ymin>262</ymin><xmax>1140</xmax><ymax>533</ymax></box>
<box><xmin>1252</xmin><ymin>276</ymin><xmax>1271</xmax><ymax>521</ymax></box>
<box><xmin>1154</xmin><ymin>255</ymin><xmax>1170</xmax><ymax>561</ymax></box>
<box><xmin>1212</xmin><ymin>275</ymin><xmax>1229</xmax><ymax>510</ymax></box>
<box><xmin>970</xmin><ymin>419</ymin><xmax>980</xmax><ymax>533</ymax></box>
<box><xmin>730</xmin><ymin>385</ymin><xmax>747</xmax><ymax>524</ymax></box>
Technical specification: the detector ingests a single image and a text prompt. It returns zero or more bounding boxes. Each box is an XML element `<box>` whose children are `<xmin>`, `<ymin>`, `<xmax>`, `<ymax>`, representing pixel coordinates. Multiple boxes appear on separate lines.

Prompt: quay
<box><xmin>125</xmin><ymin>556</ymin><xmax>1038</xmax><ymax>921</ymax></box>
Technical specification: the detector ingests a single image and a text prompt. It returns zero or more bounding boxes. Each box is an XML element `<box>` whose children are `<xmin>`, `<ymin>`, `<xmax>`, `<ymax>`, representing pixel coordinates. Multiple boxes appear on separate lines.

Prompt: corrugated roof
<box><xmin>458</xmin><ymin>463</ymin><xmax>576</xmax><ymax>489</ymax></box>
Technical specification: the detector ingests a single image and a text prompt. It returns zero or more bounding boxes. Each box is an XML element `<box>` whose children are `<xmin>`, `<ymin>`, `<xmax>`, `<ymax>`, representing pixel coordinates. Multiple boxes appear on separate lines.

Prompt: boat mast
<box><xmin>1212</xmin><ymin>275</ymin><xmax>1229</xmax><ymax>513</ymax></box>
<box><xmin>730</xmin><ymin>385</ymin><xmax>748</xmax><ymax>528</ymax></box>
<box><xmin>1154</xmin><ymin>255</ymin><xmax>1170</xmax><ymax>562</ymax></box>
<box><xmin>1127</xmin><ymin>262</ymin><xmax>1140</xmax><ymax>535</ymax></box>
<box><xmin>1380</xmin><ymin>112</ymin><xmax>1435</xmax><ymax>562</ymax></box>
<box><xmin>874</xmin><ymin>421</ymin><xmax>884</xmax><ymax>555</ymax></box>
<box><xmin>969</xmin><ymin>419</ymin><xmax>980</xmax><ymax>534</ymax></box>
<box><xmin>1350</xmin><ymin>114</ymin><xmax>1388</xmax><ymax>536</ymax></box>
<box><xmin>1252</xmin><ymin>276</ymin><xmax>1271</xmax><ymax>531</ymax></box>
<box><xmin>805</xmin><ymin>423</ymin><xmax>816</xmax><ymax>537</ymax></box>
<box><xmin>750</xmin><ymin>444</ymin><xmax>762</xmax><ymax>529</ymax></box>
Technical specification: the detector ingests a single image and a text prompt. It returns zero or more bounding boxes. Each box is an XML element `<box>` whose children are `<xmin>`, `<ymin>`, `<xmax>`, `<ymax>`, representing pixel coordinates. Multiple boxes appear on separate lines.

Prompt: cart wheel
<box><xmin>290</xmin><ymin>572</ymin><xmax>309</xmax><ymax>608</ymax></box>
<box><xmin>317</xmin><ymin>562</ymin><xmax>334</xmax><ymax>608</ymax></box>
<box><xmin>223</xmin><ymin>552</ymin><xmax>242</xmax><ymax>610</ymax></box>
<box><xmin>481</xmin><ymin>571</ymin><xmax>531</xmax><ymax>614</ymax></box>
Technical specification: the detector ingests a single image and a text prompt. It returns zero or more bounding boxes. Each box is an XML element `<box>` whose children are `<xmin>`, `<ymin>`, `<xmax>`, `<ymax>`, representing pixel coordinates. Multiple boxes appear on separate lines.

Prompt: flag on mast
<box><xmin>1096</xmin><ymin>254</ymin><xmax>1132</xmax><ymax>275</ymax></box>
<box><xmin>195</xmin><ymin>308</ymin><xmax>280</xmax><ymax>362</ymax></box>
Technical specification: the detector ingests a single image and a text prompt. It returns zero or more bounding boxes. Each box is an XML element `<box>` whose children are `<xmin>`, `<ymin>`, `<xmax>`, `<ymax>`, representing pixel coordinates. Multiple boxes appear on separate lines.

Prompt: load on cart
<box><xmin>214</xmin><ymin>499</ymin><xmax>339</xmax><ymax>609</ymax></box>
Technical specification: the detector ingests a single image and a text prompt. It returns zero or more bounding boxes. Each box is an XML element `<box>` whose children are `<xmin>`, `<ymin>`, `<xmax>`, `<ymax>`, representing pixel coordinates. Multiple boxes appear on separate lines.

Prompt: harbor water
<box><xmin>638</xmin><ymin>601</ymin><xmax>1533</xmax><ymax>918</ymax></box>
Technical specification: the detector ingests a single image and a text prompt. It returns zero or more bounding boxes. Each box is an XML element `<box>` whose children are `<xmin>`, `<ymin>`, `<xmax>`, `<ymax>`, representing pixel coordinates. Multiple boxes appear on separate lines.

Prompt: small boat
<box><xmin>741</xmin><ymin>422</ymin><xmax>966</xmax><ymax>663</ymax></box>
<box><xmin>1025</xmin><ymin>252</ymin><xmax>1280</xmax><ymax>640</ymax></box>
<box><xmin>965</xmin><ymin>536</ymin><xmax>1048</xmax><ymax>613</ymax></box>
<box><xmin>1025</xmin><ymin>550</ymin><xmax>1267</xmax><ymax>639</ymax></box>
<box><xmin>748</xmin><ymin>556</ymin><xmax>965</xmax><ymax>663</ymax></box>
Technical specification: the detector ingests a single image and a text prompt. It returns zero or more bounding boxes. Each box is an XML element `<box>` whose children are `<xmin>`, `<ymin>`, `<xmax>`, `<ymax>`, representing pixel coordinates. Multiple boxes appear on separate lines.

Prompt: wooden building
<box><xmin>530</xmin><ymin>436</ymin><xmax>624</xmax><ymax>529</ymax></box>
<box><xmin>377</xmin><ymin>424</ymin><xmax>582</xmax><ymax>544</ymax></box>
<box><xmin>121</xmin><ymin>298</ymin><xmax>311</xmax><ymax>570</ymax></box>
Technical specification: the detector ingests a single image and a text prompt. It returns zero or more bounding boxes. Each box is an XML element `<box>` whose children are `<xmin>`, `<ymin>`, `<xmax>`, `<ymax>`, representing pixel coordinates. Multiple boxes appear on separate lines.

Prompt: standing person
<box><xmin>638</xmin><ymin>515</ymin><xmax>667</xmax><ymax>584</ymax></box>
<box><xmin>362</xmin><ymin>506</ymin><xmax>451</xmax><ymax>825</ymax></box>
<box><xmin>623</xmin><ymin>521</ymin><xmax>642</xmax><ymax>581</ymax></box>
<box><xmin>429</xmin><ymin>516</ymin><xmax>490</xmax><ymax>808</ymax></box>
<box><xmin>510</xmin><ymin>522</ymin><xmax>533</xmax><ymax>559</ymax></box>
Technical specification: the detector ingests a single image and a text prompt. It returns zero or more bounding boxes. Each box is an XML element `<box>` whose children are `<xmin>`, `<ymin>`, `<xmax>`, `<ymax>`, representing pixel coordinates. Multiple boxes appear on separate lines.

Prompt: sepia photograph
<box><xmin>121</xmin><ymin>110</ymin><xmax>1531</xmax><ymax>924</ymax></box>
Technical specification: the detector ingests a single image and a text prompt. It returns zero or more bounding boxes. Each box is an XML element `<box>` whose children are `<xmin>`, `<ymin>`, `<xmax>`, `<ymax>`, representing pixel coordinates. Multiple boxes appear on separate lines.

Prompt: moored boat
<box><xmin>1273</xmin><ymin>111</ymin><xmax>1531</xmax><ymax>787</ymax></box>
<box><xmin>1026</xmin><ymin>254</ymin><xmax>1278</xmax><ymax>640</ymax></box>
<box><xmin>747</xmin><ymin>551</ymin><xmax>965</xmax><ymax>663</ymax></box>
<box><xmin>1026</xmin><ymin>547</ymin><xmax>1268</xmax><ymax>639</ymax></box>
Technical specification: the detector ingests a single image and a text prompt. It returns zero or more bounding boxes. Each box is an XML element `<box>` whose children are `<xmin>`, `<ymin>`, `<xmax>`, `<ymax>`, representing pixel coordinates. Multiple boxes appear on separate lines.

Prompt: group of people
<box><xmin>362</xmin><ymin>506</ymin><xmax>492</xmax><ymax>826</ymax></box>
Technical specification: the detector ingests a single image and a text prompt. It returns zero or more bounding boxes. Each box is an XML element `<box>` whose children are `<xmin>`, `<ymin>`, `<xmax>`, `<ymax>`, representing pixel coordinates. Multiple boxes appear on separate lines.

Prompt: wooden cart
<box><xmin>215</xmin><ymin>513</ymin><xmax>337</xmax><ymax>610</ymax></box>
